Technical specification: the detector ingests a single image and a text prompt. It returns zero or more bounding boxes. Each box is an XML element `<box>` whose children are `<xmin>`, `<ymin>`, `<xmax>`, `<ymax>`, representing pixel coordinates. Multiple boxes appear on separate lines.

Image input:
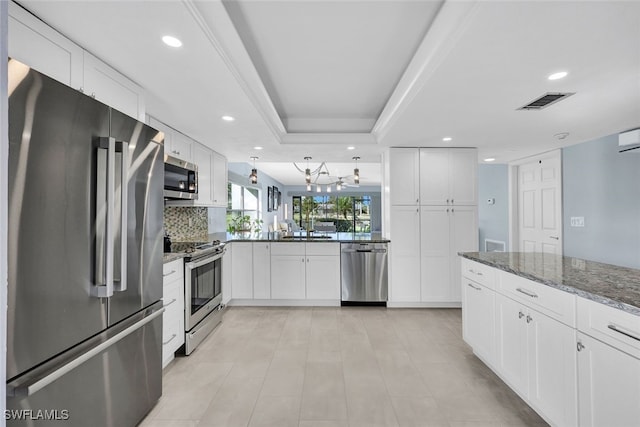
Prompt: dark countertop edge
<box><xmin>460</xmin><ymin>252</ymin><xmax>640</xmax><ymax>317</ymax></box>
<box><xmin>216</xmin><ymin>232</ymin><xmax>390</xmax><ymax>243</ymax></box>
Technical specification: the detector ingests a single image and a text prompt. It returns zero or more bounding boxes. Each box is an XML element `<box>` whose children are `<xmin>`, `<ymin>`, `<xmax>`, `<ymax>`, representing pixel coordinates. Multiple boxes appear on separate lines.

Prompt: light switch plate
<box><xmin>570</xmin><ymin>216</ymin><xmax>585</xmax><ymax>227</ymax></box>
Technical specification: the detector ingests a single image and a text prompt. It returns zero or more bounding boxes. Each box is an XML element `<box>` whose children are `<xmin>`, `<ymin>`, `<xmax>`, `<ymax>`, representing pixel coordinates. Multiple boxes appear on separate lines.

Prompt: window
<box><xmin>227</xmin><ymin>182</ymin><xmax>261</xmax><ymax>229</ymax></box>
<box><xmin>292</xmin><ymin>195</ymin><xmax>371</xmax><ymax>232</ymax></box>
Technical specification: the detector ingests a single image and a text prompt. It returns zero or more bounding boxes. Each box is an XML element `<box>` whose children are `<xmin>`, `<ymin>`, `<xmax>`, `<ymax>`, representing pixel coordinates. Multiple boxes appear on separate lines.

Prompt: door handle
<box><xmin>516</xmin><ymin>288</ymin><xmax>538</xmax><ymax>298</ymax></box>
<box><xmin>608</xmin><ymin>324</ymin><xmax>640</xmax><ymax>342</ymax></box>
<box><xmin>549</xmin><ymin>236</ymin><xmax>559</xmax><ymax>240</ymax></box>
<box><xmin>467</xmin><ymin>283</ymin><xmax>481</xmax><ymax>291</ymax></box>
<box><xmin>93</xmin><ymin>137</ymin><xmax>115</xmax><ymax>298</ymax></box>
<box><xmin>518</xmin><ymin>311</ymin><xmax>524</xmax><ymax>319</ymax></box>
<box><xmin>113</xmin><ymin>141</ymin><xmax>129</xmax><ymax>292</ymax></box>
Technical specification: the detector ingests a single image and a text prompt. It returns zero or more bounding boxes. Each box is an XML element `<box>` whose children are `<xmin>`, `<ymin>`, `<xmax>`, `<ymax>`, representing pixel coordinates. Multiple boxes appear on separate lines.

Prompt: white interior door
<box><xmin>517</xmin><ymin>151</ymin><xmax>562</xmax><ymax>254</ymax></box>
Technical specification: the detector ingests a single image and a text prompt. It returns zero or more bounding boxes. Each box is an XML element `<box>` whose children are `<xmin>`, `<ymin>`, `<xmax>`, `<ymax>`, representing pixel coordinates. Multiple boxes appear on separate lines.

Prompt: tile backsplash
<box><xmin>164</xmin><ymin>206</ymin><xmax>208</xmax><ymax>241</ymax></box>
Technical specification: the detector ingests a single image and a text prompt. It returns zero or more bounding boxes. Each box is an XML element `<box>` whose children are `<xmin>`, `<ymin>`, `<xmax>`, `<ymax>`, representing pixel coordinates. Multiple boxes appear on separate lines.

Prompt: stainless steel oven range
<box><xmin>182</xmin><ymin>242</ymin><xmax>226</xmax><ymax>354</ymax></box>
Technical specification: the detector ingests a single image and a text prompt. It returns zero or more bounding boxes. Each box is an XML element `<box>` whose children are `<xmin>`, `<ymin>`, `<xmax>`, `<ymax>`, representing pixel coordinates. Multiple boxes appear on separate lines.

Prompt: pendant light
<box><xmin>304</xmin><ymin>156</ymin><xmax>312</xmax><ymax>184</ymax></box>
<box><xmin>306</xmin><ymin>183</ymin><xmax>312</xmax><ymax>192</ymax></box>
<box><xmin>336</xmin><ymin>179</ymin><xmax>343</xmax><ymax>191</ymax></box>
<box><xmin>249</xmin><ymin>156</ymin><xmax>258</xmax><ymax>184</ymax></box>
<box><xmin>352</xmin><ymin>156</ymin><xmax>360</xmax><ymax>184</ymax></box>
<box><xmin>326</xmin><ymin>184</ymin><xmax>331</xmax><ymax>193</ymax></box>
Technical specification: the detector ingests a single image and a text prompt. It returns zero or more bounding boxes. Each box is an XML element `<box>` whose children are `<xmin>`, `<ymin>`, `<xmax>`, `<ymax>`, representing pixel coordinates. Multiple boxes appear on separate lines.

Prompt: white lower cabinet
<box><xmin>253</xmin><ymin>243</ymin><xmax>271</xmax><ymax>299</ymax></box>
<box><xmin>230</xmin><ymin>242</ymin><xmax>340</xmax><ymax>303</ymax></box>
<box><xmin>271</xmin><ymin>254</ymin><xmax>306</xmax><ymax>299</ymax></box>
<box><xmin>389</xmin><ymin>206</ymin><xmax>421</xmax><ymax>302</ymax></box>
<box><xmin>577</xmin><ymin>332</ymin><xmax>640</xmax><ymax>427</ymax></box>
<box><xmin>576</xmin><ymin>296</ymin><xmax>640</xmax><ymax>427</ymax></box>
<box><xmin>162</xmin><ymin>259</ymin><xmax>185</xmax><ymax>368</ymax></box>
<box><xmin>231</xmin><ymin>242</ymin><xmax>253</xmax><ymax>299</ymax></box>
<box><xmin>462</xmin><ymin>278</ymin><xmax>496</xmax><ymax>365</ymax></box>
<box><xmin>495</xmin><ymin>293</ymin><xmax>578</xmax><ymax>426</ymax></box>
<box><xmin>306</xmin><ymin>255</ymin><xmax>341</xmax><ymax>300</ymax></box>
<box><xmin>270</xmin><ymin>242</ymin><xmax>340</xmax><ymax>301</ymax></box>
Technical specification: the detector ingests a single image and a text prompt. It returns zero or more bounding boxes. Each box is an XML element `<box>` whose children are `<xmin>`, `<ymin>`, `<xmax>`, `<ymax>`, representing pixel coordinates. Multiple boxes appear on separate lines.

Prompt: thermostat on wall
<box><xmin>487</xmin><ymin>198</ymin><xmax>495</xmax><ymax>205</ymax></box>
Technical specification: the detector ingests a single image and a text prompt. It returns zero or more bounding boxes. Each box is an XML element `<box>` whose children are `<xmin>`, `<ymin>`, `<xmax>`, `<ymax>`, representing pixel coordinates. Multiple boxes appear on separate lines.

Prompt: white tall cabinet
<box><xmin>386</xmin><ymin>147</ymin><xmax>478</xmax><ymax>305</ymax></box>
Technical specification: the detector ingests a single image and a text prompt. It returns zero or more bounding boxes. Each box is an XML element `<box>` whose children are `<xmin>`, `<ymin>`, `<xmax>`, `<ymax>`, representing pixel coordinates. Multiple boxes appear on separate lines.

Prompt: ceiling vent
<box><xmin>518</xmin><ymin>92</ymin><xmax>575</xmax><ymax>110</ymax></box>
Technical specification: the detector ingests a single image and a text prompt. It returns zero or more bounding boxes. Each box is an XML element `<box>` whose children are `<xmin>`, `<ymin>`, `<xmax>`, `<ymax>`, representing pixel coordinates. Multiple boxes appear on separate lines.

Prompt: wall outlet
<box><xmin>570</xmin><ymin>216</ymin><xmax>585</xmax><ymax>227</ymax></box>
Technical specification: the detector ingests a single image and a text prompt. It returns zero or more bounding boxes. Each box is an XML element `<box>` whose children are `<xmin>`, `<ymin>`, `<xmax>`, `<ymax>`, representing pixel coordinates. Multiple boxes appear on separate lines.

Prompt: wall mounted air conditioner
<box><xmin>619</xmin><ymin>128</ymin><xmax>640</xmax><ymax>153</ymax></box>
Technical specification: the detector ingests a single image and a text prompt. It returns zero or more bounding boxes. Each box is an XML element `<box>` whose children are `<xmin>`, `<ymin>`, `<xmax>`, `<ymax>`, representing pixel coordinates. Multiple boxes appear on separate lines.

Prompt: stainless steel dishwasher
<box><xmin>341</xmin><ymin>243</ymin><xmax>388</xmax><ymax>305</ymax></box>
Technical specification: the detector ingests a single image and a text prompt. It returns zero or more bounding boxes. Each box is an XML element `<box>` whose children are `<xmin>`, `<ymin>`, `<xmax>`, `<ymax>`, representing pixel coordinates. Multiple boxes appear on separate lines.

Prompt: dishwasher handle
<box><xmin>342</xmin><ymin>248</ymin><xmax>387</xmax><ymax>254</ymax></box>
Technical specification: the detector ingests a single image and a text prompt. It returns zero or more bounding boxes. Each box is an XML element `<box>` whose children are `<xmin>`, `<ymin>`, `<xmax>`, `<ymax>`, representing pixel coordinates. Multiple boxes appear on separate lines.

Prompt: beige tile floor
<box><xmin>140</xmin><ymin>307</ymin><xmax>548</xmax><ymax>427</ymax></box>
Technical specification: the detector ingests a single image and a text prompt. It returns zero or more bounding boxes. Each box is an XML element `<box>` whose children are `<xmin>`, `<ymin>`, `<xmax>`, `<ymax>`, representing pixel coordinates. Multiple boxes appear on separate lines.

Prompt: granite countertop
<box><xmin>163</xmin><ymin>232</ymin><xmax>390</xmax><ymax>263</ymax></box>
<box><xmin>460</xmin><ymin>252</ymin><xmax>640</xmax><ymax>316</ymax></box>
<box><xmin>222</xmin><ymin>231</ymin><xmax>390</xmax><ymax>243</ymax></box>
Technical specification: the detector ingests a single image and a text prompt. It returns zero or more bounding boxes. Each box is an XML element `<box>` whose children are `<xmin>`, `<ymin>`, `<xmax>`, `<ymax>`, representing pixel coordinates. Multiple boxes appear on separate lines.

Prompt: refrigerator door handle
<box><xmin>93</xmin><ymin>137</ymin><xmax>116</xmax><ymax>298</ymax></box>
<box><xmin>7</xmin><ymin>306</ymin><xmax>165</xmax><ymax>397</ymax></box>
<box><xmin>113</xmin><ymin>141</ymin><xmax>129</xmax><ymax>292</ymax></box>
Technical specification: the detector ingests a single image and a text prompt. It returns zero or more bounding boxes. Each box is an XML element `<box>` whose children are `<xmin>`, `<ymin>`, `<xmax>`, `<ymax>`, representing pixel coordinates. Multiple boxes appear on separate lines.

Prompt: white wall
<box><xmin>1</xmin><ymin>0</ymin><xmax>9</xmax><ymax>423</ymax></box>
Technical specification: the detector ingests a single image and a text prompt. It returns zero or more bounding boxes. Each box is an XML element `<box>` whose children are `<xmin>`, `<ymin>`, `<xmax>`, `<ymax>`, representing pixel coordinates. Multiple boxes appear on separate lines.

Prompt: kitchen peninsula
<box><xmin>165</xmin><ymin>232</ymin><xmax>390</xmax><ymax>308</ymax></box>
<box><xmin>460</xmin><ymin>251</ymin><xmax>640</xmax><ymax>427</ymax></box>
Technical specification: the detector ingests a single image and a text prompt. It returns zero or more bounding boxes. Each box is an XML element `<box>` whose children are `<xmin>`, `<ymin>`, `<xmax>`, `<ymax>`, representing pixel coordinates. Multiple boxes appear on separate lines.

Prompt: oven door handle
<box><xmin>185</xmin><ymin>251</ymin><xmax>224</xmax><ymax>269</ymax></box>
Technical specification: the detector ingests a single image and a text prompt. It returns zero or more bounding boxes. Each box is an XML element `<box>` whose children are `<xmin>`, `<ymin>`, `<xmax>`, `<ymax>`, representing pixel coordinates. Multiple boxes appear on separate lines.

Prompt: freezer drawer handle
<box><xmin>608</xmin><ymin>324</ymin><xmax>640</xmax><ymax>342</ymax></box>
<box><xmin>342</xmin><ymin>248</ymin><xmax>387</xmax><ymax>253</ymax></box>
<box><xmin>7</xmin><ymin>307</ymin><xmax>165</xmax><ymax>397</ymax></box>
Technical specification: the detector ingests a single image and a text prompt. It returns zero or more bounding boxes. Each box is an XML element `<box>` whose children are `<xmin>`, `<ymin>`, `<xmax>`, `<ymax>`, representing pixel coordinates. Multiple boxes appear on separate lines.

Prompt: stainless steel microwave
<box><xmin>164</xmin><ymin>154</ymin><xmax>198</xmax><ymax>200</ymax></box>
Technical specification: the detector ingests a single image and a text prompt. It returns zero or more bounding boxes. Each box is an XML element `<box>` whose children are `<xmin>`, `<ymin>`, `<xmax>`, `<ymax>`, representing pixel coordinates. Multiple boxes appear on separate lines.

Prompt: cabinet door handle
<box><xmin>163</xmin><ymin>270</ymin><xmax>176</xmax><ymax>278</ymax></box>
<box><xmin>446</xmin><ymin>199</ymin><xmax>450</xmax><ymax>204</ymax></box>
<box><xmin>467</xmin><ymin>283</ymin><xmax>481</xmax><ymax>291</ymax></box>
<box><xmin>476</xmin><ymin>271</ymin><xmax>483</xmax><ymax>276</ymax></box>
<box><xmin>550</xmin><ymin>236</ymin><xmax>559</xmax><ymax>240</ymax></box>
<box><xmin>518</xmin><ymin>311</ymin><xmax>524</xmax><ymax>319</ymax></box>
<box><xmin>526</xmin><ymin>315</ymin><xmax>533</xmax><ymax>324</ymax></box>
<box><xmin>516</xmin><ymin>288</ymin><xmax>538</xmax><ymax>298</ymax></box>
<box><xmin>608</xmin><ymin>324</ymin><xmax>640</xmax><ymax>342</ymax></box>
<box><xmin>576</xmin><ymin>341</ymin><xmax>585</xmax><ymax>352</ymax></box>
<box><xmin>451</xmin><ymin>208</ymin><xmax>454</xmax><ymax>213</ymax></box>
<box><xmin>163</xmin><ymin>298</ymin><xmax>177</xmax><ymax>308</ymax></box>
<box><xmin>451</xmin><ymin>199</ymin><xmax>454</xmax><ymax>204</ymax></box>
<box><xmin>163</xmin><ymin>334</ymin><xmax>177</xmax><ymax>345</ymax></box>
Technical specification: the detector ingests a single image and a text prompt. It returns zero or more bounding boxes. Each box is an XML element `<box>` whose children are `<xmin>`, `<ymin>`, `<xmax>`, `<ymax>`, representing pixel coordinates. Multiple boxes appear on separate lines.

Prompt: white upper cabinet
<box><xmin>389</xmin><ymin>148</ymin><xmax>420</xmax><ymax>206</ymax></box>
<box><xmin>8</xmin><ymin>3</ymin><xmax>83</xmax><ymax>88</ymax></box>
<box><xmin>212</xmin><ymin>151</ymin><xmax>228</xmax><ymax>208</ymax></box>
<box><xmin>419</xmin><ymin>149</ymin><xmax>450</xmax><ymax>205</ymax></box>
<box><xmin>9</xmin><ymin>4</ymin><xmax>145</xmax><ymax>121</ymax></box>
<box><xmin>192</xmin><ymin>143</ymin><xmax>212</xmax><ymax>206</ymax></box>
<box><xmin>420</xmin><ymin>148</ymin><xmax>477</xmax><ymax>205</ymax></box>
<box><xmin>82</xmin><ymin>52</ymin><xmax>146</xmax><ymax>121</ymax></box>
<box><xmin>169</xmin><ymin>131</ymin><xmax>194</xmax><ymax>163</ymax></box>
<box><xmin>150</xmin><ymin>116</ymin><xmax>228</xmax><ymax>207</ymax></box>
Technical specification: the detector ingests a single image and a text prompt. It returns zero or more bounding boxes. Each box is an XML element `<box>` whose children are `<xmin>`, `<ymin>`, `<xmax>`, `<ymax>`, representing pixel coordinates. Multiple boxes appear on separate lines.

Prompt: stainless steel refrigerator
<box><xmin>6</xmin><ymin>59</ymin><xmax>164</xmax><ymax>426</ymax></box>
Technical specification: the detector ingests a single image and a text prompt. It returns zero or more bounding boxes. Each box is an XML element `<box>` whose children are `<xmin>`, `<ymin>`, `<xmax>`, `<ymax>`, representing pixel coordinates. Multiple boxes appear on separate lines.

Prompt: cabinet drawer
<box><xmin>161</xmin><ymin>315</ymin><xmax>182</xmax><ymax>367</ymax></box>
<box><xmin>577</xmin><ymin>296</ymin><xmax>640</xmax><ymax>358</ymax></box>
<box><xmin>163</xmin><ymin>259</ymin><xmax>184</xmax><ymax>284</ymax></box>
<box><xmin>271</xmin><ymin>242</ymin><xmax>305</xmax><ymax>256</ymax></box>
<box><xmin>163</xmin><ymin>283</ymin><xmax>183</xmax><ymax>314</ymax></box>
<box><xmin>498</xmin><ymin>271</ymin><xmax>576</xmax><ymax>327</ymax></box>
<box><xmin>461</xmin><ymin>258</ymin><xmax>496</xmax><ymax>289</ymax></box>
<box><xmin>306</xmin><ymin>242</ymin><xmax>340</xmax><ymax>256</ymax></box>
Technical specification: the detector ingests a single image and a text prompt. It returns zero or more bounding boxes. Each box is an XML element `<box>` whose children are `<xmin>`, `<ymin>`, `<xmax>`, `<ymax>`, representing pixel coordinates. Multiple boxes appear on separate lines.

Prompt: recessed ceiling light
<box><xmin>221</xmin><ymin>115</ymin><xmax>235</xmax><ymax>122</ymax></box>
<box><xmin>162</xmin><ymin>35</ymin><xmax>182</xmax><ymax>48</ymax></box>
<box><xmin>548</xmin><ymin>71</ymin><xmax>568</xmax><ymax>80</ymax></box>
<box><xmin>347</xmin><ymin>146</ymin><xmax>355</xmax><ymax>150</ymax></box>
<box><xmin>443</xmin><ymin>137</ymin><xmax>452</xmax><ymax>142</ymax></box>
<box><xmin>253</xmin><ymin>146</ymin><xmax>263</xmax><ymax>150</ymax></box>
<box><xmin>484</xmin><ymin>158</ymin><xmax>496</xmax><ymax>162</ymax></box>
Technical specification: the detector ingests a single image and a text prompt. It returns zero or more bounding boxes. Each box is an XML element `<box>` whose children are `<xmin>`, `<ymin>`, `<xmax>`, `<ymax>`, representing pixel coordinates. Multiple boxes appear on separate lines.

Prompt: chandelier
<box><xmin>293</xmin><ymin>156</ymin><xmax>359</xmax><ymax>193</ymax></box>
